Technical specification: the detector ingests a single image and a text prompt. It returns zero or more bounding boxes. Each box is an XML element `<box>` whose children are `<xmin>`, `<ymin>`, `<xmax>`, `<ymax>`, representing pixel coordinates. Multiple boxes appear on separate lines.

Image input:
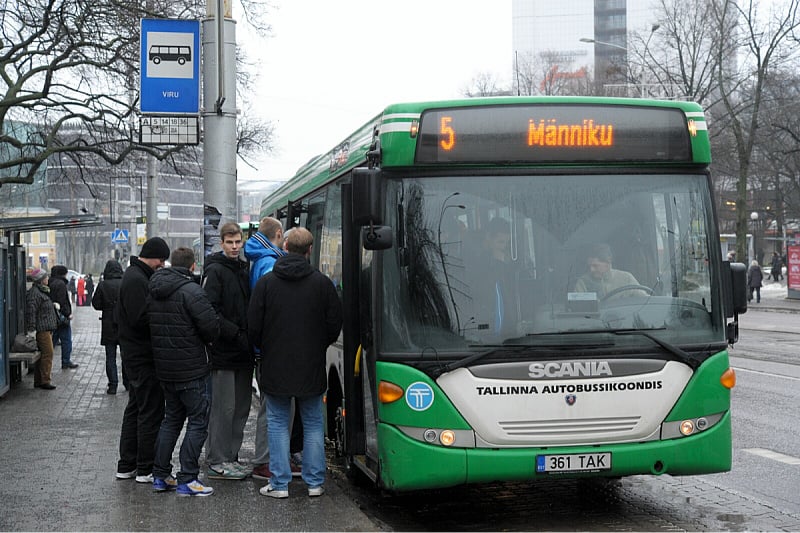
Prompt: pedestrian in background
<box><xmin>149</xmin><ymin>247</ymin><xmax>220</xmax><ymax>496</ymax></box>
<box><xmin>92</xmin><ymin>259</ymin><xmax>126</xmax><ymax>395</ymax></box>
<box><xmin>771</xmin><ymin>252</ymin><xmax>783</xmax><ymax>282</ymax></box>
<box><xmin>49</xmin><ymin>265</ymin><xmax>77</xmax><ymax>369</ymax></box>
<box><xmin>248</xmin><ymin>227</ymin><xmax>343</xmax><ymax>498</ymax></box>
<box><xmin>76</xmin><ymin>275</ymin><xmax>86</xmax><ymax>306</ymax></box>
<box><xmin>747</xmin><ymin>259</ymin><xmax>763</xmax><ymax>304</ymax></box>
<box><xmin>84</xmin><ymin>274</ymin><xmax>95</xmax><ymax>306</ymax></box>
<box><xmin>25</xmin><ymin>268</ymin><xmax>58</xmax><ymax>390</ymax></box>
<box><xmin>68</xmin><ymin>275</ymin><xmax>77</xmax><ymax>304</ymax></box>
<box><xmin>243</xmin><ymin>216</ymin><xmax>285</xmax><ymax>481</ymax></box>
<box><xmin>202</xmin><ymin>222</ymin><xmax>253</xmax><ymax>481</ymax></box>
<box><xmin>114</xmin><ymin>236</ymin><xmax>170</xmax><ymax>484</ymax></box>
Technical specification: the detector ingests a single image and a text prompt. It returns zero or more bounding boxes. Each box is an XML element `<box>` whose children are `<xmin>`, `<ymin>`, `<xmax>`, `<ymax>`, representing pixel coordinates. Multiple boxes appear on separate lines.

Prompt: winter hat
<box><xmin>139</xmin><ymin>237</ymin><xmax>171</xmax><ymax>260</ymax></box>
<box><xmin>30</xmin><ymin>268</ymin><xmax>48</xmax><ymax>282</ymax></box>
<box><xmin>51</xmin><ymin>265</ymin><xmax>68</xmax><ymax>277</ymax></box>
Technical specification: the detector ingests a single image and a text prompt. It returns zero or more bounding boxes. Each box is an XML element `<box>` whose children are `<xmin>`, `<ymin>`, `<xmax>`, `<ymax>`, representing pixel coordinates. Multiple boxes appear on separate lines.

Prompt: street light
<box><xmin>579</xmin><ymin>37</ymin><xmax>627</xmax><ymax>51</ymax></box>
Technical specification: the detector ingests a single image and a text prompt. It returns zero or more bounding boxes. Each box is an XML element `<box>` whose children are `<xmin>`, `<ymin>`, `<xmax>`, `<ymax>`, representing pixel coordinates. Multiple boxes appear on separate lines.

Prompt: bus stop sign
<box><xmin>140</xmin><ymin>18</ymin><xmax>200</xmax><ymax>114</ymax></box>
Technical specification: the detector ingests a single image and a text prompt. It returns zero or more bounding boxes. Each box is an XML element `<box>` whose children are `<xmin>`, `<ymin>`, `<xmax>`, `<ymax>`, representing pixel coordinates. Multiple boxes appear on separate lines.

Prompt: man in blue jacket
<box><xmin>243</xmin><ymin>216</ymin><xmax>285</xmax><ymax>480</ymax></box>
<box><xmin>149</xmin><ymin>247</ymin><xmax>220</xmax><ymax>496</ymax></box>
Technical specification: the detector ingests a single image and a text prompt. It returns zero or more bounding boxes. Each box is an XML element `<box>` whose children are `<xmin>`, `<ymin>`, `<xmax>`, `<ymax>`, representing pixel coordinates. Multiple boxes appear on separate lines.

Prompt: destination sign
<box><xmin>415</xmin><ymin>104</ymin><xmax>693</xmax><ymax>164</ymax></box>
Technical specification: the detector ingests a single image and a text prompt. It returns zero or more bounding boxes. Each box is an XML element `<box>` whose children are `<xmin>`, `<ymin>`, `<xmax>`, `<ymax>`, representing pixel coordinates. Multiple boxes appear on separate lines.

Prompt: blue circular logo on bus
<box><xmin>405</xmin><ymin>382</ymin><xmax>434</xmax><ymax>411</ymax></box>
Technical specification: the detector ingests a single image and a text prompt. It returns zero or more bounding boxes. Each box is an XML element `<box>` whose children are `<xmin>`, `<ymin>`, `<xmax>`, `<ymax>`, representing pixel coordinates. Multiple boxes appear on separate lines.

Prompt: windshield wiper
<box><xmin>431</xmin><ymin>345</ymin><xmax>531</xmax><ymax>378</ymax></box>
<box><xmin>611</xmin><ymin>329</ymin><xmax>700</xmax><ymax>369</ymax></box>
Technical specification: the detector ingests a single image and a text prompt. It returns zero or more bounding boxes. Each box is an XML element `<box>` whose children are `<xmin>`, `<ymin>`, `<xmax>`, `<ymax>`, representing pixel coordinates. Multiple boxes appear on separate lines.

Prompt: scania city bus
<box><xmin>259</xmin><ymin>97</ymin><xmax>748</xmax><ymax>491</ymax></box>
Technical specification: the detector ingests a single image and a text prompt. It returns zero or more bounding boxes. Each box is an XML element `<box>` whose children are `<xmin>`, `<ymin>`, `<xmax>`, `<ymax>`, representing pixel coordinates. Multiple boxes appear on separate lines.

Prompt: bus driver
<box><xmin>574</xmin><ymin>243</ymin><xmax>647</xmax><ymax>300</ymax></box>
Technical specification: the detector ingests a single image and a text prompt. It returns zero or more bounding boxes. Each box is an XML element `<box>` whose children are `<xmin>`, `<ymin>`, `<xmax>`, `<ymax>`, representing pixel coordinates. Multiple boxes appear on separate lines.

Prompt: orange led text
<box><xmin>528</xmin><ymin>119</ymin><xmax>614</xmax><ymax>147</ymax></box>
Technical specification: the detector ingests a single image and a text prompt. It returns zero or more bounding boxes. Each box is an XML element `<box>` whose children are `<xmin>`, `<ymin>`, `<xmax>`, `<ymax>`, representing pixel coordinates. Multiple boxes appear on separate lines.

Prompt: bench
<box><xmin>9</xmin><ymin>351</ymin><xmax>41</xmax><ymax>383</ymax></box>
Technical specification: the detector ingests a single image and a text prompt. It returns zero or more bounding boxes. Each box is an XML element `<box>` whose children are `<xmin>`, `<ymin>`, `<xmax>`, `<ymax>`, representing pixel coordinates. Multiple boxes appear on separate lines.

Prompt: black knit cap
<box><xmin>139</xmin><ymin>237</ymin><xmax>170</xmax><ymax>260</ymax></box>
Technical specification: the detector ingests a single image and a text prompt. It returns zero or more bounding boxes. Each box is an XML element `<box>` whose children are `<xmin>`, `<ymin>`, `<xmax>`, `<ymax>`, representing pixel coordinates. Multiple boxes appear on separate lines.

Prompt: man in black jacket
<box><xmin>248</xmin><ymin>227</ymin><xmax>343</xmax><ymax>498</ymax></box>
<box><xmin>92</xmin><ymin>259</ymin><xmax>126</xmax><ymax>394</ymax></box>
<box><xmin>201</xmin><ymin>222</ymin><xmax>252</xmax><ymax>480</ymax></box>
<box><xmin>149</xmin><ymin>246</ymin><xmax>220</xmax><ymax>496</ymax></box>
<box><xmin>114</xmin><ymin>237</ymin><xmax>170</xmax><ymax>484</ymax></box>
<box><xmin>49</xmin><ymin>265</ymin><xmax>77</xmax><ymax>368</ymax></box>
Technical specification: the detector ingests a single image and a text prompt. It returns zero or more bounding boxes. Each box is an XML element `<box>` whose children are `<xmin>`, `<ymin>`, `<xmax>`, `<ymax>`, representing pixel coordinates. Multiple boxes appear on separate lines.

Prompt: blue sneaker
<box><xmin>176</xmin><ymin>479</ymin><xmax>214</xmax><ymax>497</ymax></box>
<box><xmin>153</xmin><ymin>475</ymin><xmax>177</xmax><ymax>492</ymax></box>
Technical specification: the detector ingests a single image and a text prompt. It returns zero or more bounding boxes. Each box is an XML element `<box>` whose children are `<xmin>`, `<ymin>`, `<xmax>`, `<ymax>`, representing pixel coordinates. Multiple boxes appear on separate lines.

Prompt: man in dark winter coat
<box><xmin>248</xmin><ymin>227</ymin><xmax>343</xmax><ymax>499</ymax></box>
<box><xmin>25</xmin><ymin>268</ymin><xmax>59</xmax><ymax>390</ymax></box>
<box><xmin>114</xmin><ymin>236</ymin><xmax>170</xmax><ymax>483</ymax></box>
<box><xmin>201</xmin><ymin>222</ymin><xmax>252</xmax><ymax>480</ymax></box>
<box><xmin>149</xmin><ymin>246</ymin><xmax>220</xmax><ymax>496</ymax></box>
<box><xmin>49</xmin><ymin>265</ymin><xmax>77</xmax><ymax>368</ymax></box>
<box><xmin>92</xmin><ymin>259</ymin><xmax>126</xmax><ymax>394</ymax></box>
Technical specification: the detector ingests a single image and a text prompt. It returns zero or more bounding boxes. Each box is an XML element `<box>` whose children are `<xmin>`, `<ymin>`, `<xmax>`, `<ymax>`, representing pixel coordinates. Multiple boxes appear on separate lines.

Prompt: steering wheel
<box><xmin>601</xmin><ymin>284</ymin><xmax>654</xmax><ymax>302</ymax></box>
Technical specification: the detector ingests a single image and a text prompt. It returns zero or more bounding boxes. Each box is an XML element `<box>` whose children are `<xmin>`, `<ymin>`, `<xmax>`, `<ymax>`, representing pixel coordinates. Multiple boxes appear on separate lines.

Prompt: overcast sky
<box><xmin>237</xmin><ymin>1</ymin><xmax>512</xmax><ymax>183</ymax></box>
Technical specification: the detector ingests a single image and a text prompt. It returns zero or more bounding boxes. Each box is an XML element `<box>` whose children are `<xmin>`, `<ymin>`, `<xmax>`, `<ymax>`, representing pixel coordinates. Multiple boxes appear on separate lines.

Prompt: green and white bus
<box><xmin>259</xmin><ymin>97</ymin><xmax>748</xmax><ymax>492</ymax></box>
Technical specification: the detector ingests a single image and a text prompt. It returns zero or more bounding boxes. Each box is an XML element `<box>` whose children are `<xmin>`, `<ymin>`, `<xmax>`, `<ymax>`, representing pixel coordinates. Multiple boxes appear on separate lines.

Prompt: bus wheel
<box><xmin>152</xmin><ymin>57</ymin><xmax>161</xmax><ymax>64</ymax></box>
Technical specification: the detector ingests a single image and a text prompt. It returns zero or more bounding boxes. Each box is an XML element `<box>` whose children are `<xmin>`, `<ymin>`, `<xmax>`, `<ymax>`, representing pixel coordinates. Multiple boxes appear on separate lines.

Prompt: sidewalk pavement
<box><xmin>748</xmin><ymin>278</ymin><xmax>800</xmax><ymax>314</ymax></box>
<box><xmin>0</xmin><ymin>305</ymin><xmax>378</xmax><ymax>532</ymax></box>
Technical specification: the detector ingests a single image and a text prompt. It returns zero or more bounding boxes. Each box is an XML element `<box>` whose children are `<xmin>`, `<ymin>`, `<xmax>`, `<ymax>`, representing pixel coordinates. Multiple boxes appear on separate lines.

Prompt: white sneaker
<box><xmin>260</xmin><ymin>483</ymin><xmax>289</xmax><ymax>499</ymax></box>
<box><xmin>115</xmin><ymin>469</ymin><xmax>136</xmax><ymax>480</ymax></box>
<box><xmin>135</xmin><ymin>473</ymin><xmax>154</xmax><ymax>483</ymax></box>
<box><xmin>308</xmin><ymin>485</ymin><xmax>325</xmax><ymax>497</ymax></box>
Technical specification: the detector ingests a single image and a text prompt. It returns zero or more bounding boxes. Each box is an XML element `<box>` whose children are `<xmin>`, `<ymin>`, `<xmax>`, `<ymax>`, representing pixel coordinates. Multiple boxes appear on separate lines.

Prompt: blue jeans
<box><xmin>53</xmin><ymin>324</ymin><xmax>73</xmax><ymax>365</ymax></box>
<box><xmin>153</xmin><ymin>375</ymin><xmax>211</xmax><ymax>485</ymax></box>
<box><xmin>266</xmin><ymin>394</ymin><xmax>325</xmax><ymax>490</ymax></box>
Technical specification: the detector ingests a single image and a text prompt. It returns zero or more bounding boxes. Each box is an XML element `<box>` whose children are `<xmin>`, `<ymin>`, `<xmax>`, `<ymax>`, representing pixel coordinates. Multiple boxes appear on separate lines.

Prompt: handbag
<box><xmin>12</xmin><ymin>333</ymin><xmax>37</xmax><ymax>352</ymax></box>
<box><xmin>56</xmin><ymin>311</ymin><xmax>70</xmax><ymax>327</ymax></box>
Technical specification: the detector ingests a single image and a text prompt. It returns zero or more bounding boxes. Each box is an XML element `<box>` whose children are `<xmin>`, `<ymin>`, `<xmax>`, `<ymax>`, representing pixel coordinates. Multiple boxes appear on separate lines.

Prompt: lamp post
<box><xmin>750</xmin><ymin>211</ymin><xmax>759</xmax><ymax>264</ymax></box>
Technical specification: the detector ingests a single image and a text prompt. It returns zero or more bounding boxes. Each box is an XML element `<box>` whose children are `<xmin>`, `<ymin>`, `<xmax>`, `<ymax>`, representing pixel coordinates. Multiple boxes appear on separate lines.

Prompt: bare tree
<box><xmin>462</xmin><ymin>72</ymin><xmax>508</xmax><ymax>97</ymax></box>
<box><xmin>0</xmin><ymin>0</ymin><xmax>275</xmax><ymax>187</ymax></box>
<box><xmin>512</xmin><ymin>50</ymin><xmax>595</xmax><ymax>97</ymax></box>
<box><xmin>711</xmin><ymin>0</ymin><xmax>800</xmax><ymax>261</ymax></box>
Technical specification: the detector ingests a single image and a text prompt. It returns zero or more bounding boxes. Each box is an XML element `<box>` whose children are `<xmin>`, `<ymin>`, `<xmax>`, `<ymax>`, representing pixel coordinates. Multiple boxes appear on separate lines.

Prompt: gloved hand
<box><xmin>53</xmin><ymin>302</ymin><xmax>61</xmax><ymax>311</ymax></box>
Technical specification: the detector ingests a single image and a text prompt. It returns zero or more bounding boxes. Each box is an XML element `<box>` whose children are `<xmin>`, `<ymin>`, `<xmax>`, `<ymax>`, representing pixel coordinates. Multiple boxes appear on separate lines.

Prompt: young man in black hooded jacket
<box><xmin>201</xmin><ymin>222</ymin><xmax>253</xmax><ymax>480</ymax></box>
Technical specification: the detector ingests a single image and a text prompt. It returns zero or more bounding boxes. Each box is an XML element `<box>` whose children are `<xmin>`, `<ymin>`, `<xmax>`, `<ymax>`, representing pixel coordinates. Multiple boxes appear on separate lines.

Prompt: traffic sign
<box><xmin>111</xmin><ymin>228</ymin><xmax>129</xmax><ymax>244</ymax></box>
<box><xmin>140</xmin><ymin>18</ymin><xmax>200</xmax><ymax>114</ymax></box>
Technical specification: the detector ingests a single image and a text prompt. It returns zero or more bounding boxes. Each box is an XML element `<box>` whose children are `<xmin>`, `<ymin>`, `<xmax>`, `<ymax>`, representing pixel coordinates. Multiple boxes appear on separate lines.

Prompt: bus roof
<box><xmin>261</xmin><ymin>96</ymin><xmax>709</xmax><ymax>217</ymax></box>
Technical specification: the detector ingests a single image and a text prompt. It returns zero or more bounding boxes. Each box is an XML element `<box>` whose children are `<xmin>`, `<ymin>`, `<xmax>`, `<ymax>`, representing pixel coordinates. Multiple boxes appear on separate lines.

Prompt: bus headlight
<box><xmin>680</xmin><ymin>419</ymin><xmax>695</xmax><ymax>435</ymax></box>
<box><xmin>440</xmin><ymin>430</ymin><xmax>456</xmax><ymax>446</ymax></box>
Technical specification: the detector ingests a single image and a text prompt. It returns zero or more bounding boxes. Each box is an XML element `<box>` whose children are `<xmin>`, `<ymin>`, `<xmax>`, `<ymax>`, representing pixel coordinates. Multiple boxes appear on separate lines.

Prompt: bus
<box><xmin>259</xmin><ymin>97</ymin><xmax>748</xmax><ymax>492</ymax></box>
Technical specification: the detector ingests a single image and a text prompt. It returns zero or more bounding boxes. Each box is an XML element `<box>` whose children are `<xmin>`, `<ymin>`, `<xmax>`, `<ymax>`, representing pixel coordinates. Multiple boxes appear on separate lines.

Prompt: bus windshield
<box><xmin>380</xmin><ymin>174</ymin><xmax>723</xmax><ymax>353</ymax></box>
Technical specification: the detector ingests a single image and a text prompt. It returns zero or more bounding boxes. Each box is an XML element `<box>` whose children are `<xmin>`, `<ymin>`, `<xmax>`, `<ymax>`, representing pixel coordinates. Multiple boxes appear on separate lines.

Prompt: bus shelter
<box><xmin>0</xmin><ymin>214</ymin><xmax>103</xmax><ymax>396</ymax></box>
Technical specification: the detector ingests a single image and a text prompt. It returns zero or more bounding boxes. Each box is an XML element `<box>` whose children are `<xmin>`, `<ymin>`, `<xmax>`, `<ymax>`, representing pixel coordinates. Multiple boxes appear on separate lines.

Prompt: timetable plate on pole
<box><xmin>139</xmin><ymin>115</ymin><xmax>199</xmax><ymax>145</ymax></box>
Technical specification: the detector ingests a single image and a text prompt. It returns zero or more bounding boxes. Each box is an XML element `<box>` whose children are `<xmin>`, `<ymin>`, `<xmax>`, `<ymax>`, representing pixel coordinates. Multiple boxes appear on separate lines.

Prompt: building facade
<box><xmin>511</xmin><ymin>0</ymin><xmax>659</xmax><ymax>92</ymax></box>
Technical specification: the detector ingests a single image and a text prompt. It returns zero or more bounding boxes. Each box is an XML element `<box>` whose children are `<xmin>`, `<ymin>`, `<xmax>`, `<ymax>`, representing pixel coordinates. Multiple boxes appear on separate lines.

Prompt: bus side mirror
<box><xmin>722</xmin><ymin>261</ymin><xmax>747</xmax><ymax>318</ymax></box>
<box><xmin>362</xmin><ymin>226</ymin><xmax>393</xmax><ymax>250</ymax></box>
<box><xmin>352</xmin><ymin>168</ymin><xmax>383</xmax><ymax>225</ymax></box>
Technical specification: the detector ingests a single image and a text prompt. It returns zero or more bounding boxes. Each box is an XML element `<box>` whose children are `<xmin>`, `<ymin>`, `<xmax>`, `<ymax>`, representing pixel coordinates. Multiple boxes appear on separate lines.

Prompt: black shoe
<box><xmin>39</xmin><ymin>383</ymin><xmax>56</xmax><ymax>390</ymax></box>
<box><xmin>107</xmin><ymin>386</ymin><xmax>117</xmax><ymax>395</ymax></box>
<box><xmin>62</xmin><ymin>362</ymin><xmax>79</xmax><ymax>369</ymax></box>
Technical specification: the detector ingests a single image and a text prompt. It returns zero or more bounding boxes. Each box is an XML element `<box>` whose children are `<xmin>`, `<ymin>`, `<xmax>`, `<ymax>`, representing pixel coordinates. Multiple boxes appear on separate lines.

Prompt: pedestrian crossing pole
<box><xmin>202</xmin><ymin>0</ymin><xmax>238</xmax><ymax>253</ymax></box>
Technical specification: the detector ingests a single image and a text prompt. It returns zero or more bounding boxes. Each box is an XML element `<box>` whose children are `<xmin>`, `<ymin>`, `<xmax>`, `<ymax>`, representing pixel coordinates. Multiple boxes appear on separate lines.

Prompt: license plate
<box><xmin>536</xmin><ymin>452</ymin><xmax>611</xmax><ymax>473</ymax></box>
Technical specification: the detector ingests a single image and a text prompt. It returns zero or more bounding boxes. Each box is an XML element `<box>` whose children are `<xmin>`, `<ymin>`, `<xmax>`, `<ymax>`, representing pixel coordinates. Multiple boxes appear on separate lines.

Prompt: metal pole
<box><xmin>202</xmin><ymin>0</ymin><xmax>238</xmax><ymax>245</ymax></box>
<box><xmin>146</xmin><ymin>156</ymin><xmax>158</xmax><ymax>241</ymax></box>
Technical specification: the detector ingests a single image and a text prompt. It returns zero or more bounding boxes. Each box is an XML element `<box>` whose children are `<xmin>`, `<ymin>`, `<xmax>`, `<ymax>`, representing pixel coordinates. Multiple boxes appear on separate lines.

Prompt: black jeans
<box><xmin>153</xmin><ymin>375</ymin><xmax>211</xmax><ymax>485</ymax></box>
<box><xmin>118</xmin><ymin>366</ymin><xmax>165</xmax><ymax>475</ymax></box>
